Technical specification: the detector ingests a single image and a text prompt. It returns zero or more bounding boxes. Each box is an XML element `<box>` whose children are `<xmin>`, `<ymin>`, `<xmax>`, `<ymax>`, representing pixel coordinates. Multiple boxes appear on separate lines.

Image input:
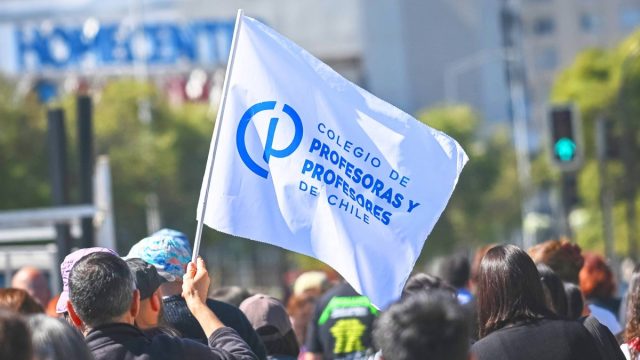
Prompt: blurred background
<box><xmin>1</xmin><ymin>0</ymin><xmax>640</xmax><ymax>295</ymax></box>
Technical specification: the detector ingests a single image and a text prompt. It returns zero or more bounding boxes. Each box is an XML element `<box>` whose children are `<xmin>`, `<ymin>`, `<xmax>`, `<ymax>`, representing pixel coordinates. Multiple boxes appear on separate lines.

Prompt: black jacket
<box><xmin>581</xmin><ymin>315</ymin><xmax>626</xmax><ymax>360</ymax></box>
<box><xmin>471</xmin><ymin>318</ymin><xmax>602</xmax><ymax>360</ymax></box>
<box><xmin>85</xmin><ymin>323</ymin><xmax>258</xmax><ymax>360</ymax></box>
<box><xmin>162</xmin><ymin>295</ymin><xmax>267</xmax><ymax>360</ymax></box>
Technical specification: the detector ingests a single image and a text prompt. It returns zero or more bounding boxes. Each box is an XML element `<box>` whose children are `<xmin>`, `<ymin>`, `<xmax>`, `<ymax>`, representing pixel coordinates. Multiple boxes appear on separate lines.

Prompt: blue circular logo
<box><xmin>236</xmin><ymin>101</ymin><xmax>303</xmax><ymax>178</ymax></box>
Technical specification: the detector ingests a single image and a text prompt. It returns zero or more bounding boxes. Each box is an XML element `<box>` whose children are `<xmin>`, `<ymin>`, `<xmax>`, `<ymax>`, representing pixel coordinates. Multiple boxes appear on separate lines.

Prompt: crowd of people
<box><xmin>1</xmin><ymin>229</ymin><xmax>639</xmax><ymax>359</ymax></box>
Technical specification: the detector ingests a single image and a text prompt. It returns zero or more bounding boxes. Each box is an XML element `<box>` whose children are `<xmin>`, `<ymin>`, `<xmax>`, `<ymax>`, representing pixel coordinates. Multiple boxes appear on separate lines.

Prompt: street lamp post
<box><xmin>501</xmin><ymin>0</ymin><xmax>535</xmax><ymax>249</ymax></box>
<box><xmin>444</xmin><ymin>49</ymin><xmax>512</xmax><ymax>104</ymax></box>
<box><xmin>442</xmin><ymin>45</ymin><xmax>534</xmax><ymax>248</ymax></box>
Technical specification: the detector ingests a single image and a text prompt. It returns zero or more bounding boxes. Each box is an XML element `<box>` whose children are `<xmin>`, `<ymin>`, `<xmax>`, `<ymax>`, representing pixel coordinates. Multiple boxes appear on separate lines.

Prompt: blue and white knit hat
<box><xmin>125</xmin><ymin>228</ymin><xmax>192</xmax><ymax>282</ymax></box>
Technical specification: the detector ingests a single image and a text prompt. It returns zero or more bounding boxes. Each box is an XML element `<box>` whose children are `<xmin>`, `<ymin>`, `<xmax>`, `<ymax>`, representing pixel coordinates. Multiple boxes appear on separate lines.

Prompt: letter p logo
<box><xmin>236</xmin><ymin>101</ymin><xmax>303</xmax><ymax>178</ymax></box>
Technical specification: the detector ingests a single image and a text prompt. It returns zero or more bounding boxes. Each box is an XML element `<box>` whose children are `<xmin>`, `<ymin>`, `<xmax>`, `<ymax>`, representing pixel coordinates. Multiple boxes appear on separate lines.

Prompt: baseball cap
<box><xmin>126</xmin><ymin>258</ymin><xmax>168</xmax><ymax>300</ymax></box>
<box><xmin>125</xmin><ymin>228</ymin><xmax>192</xmax><ymax>282</ymax></box>
<box><xmin>56</xmin><ymin>247</ymin><xmax>119</xmax><ymax>314</ymax></box>
<box><xmin>239</xmin><ymin>294</ymin><xmax>292</xmax><ymax>341</ymax></box>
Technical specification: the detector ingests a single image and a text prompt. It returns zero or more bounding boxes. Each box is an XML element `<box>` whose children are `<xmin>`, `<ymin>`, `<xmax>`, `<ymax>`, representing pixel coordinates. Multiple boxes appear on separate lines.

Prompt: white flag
<box><xmin>198</xmin><ymin>13</ymin><xmax>468</xmax><ymax>308</ymax></box>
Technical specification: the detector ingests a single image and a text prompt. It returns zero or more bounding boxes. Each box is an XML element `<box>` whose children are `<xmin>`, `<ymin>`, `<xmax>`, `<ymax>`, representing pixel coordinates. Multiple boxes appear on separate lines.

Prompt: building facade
<box><xmin>520</xmin><ymin>0</ymin><xmax>640</xmax><ymax>144</ymax></box>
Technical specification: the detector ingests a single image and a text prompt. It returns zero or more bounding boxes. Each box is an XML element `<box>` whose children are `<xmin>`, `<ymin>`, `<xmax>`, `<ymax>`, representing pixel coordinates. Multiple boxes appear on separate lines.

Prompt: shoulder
<box><xmin>206</xmin><ymin>298</ymin><xmax>242</xmax><ymax>313</ymax></box>
<box><xmin>150</xmin><ymin>333</ymin><xmax>206</xmax><ymax>349</ymax></box>
<box><xmin>538</xmin><ymin>318</ymin><xmax>595</xmax><ymax>338</ymax></box>
<box><xmin>321</xmin><ymin>283</ymin><xmax>353</xmax><ymax>299</ymax></box>
<box><xmin>205</xmin><ymin>298</ymin><xmax>252</xmax><ymax>326</ymax></box>
<box><xmin>472</xmin><ymin>320</ymin><xmax>600</xmax><ymax>360</ymax></box>
<box><xmin>471</xmin><ymin>332</ymin><xmax>509</xmax><ymax>360</ymax></box>
<box><xmin>206</xmin><ymin>299</ymin><xmax>268</xmax><ymax>359</ymax></box>
<box><xmin>474</xmin><ymin>319</ymin><xmax>591</xmax><ymax>345</ymax></box>
<box><xmin>315</xmin><ymin>283</ymin><xmax>362</xmax><ymax>312</ymax></box>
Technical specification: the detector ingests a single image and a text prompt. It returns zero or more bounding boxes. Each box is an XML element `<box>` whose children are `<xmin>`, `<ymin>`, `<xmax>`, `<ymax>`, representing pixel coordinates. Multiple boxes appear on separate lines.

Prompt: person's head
<box><xmin>210</xmin><ymin>286</ymin><xmax>252</xmax><ymax>307</ymax></box>
<box><xmin>374</xmin><ymin>291</ymin><xmax>470</xmax><ymax>360</ymax></box>
<box><xmin>11</xmin><ymin>266</ymin><xmax>51</xmax><ymax>307</ymax></box>
<box><xmin>536</xmin><ymin>264</ymin><xmax>568</xmax><ymax>317</ymax></box>
<box><xmin>563</xmin><ymin>282</ymin><xmax>584</xmax><ymax>320</ymax></box>
<box><xmin>433</xmin><ymin>254</ymin><xmax>470</xmax><ymax>289</ymax></box>
<box><xmin>240</xmin><ymin>294</ymin><xmax>299</xmax><ymax>357</ymax></box>
<box><xmin>624</xmin><ymin>264</ymin><xmax>640</xmax><ymax>343</ymax></box>
<box><xmin>528</xmin><ymin>239</ymin><xmax>584</xmax><ymax>284</ymax></box>
<box><xmin>0</xmin><ymin>288</ymin><xmax>44</xmax><ymax>314</ymax></box>
<box><xmin>292</xmin><ymin>271</ymin><xmax>330</xmax><ymax>298</ymax></box>
<box><xmin>401</xmin><ymin>273</ymin><xmax>456</xmax><ymax>300</ymax></box>
<box><xmin>579</xmin><ymin>253</ymin><xmax>616</xmax><ymax>300</ymax></box>
<box><xmin>27</xmin><ymin>314</ymin><xmax>93</xmax><ymax>360</ymax></box>
<box><xmin>0</xmin><ymin>309</ymin><xmax>32</xmax><ymax>360</ymax></box>
<box><xmin>126</xmin><ymin>229</ymin><xmax>192</xmax><ymax>284</ymax></box>
<box><xmin>56</xmin><ymin>247</ymin><xmax>119</xmax><ymax>315</ymax></box>
<box><xmin>477</xmin><ymin>244</ymin><xmax>550</xmax><ymax>338</ymax></box>
<box><xmin>286</xmin><ymin>291</ymin><xmax>319</xmax><ymax>346</ymax></box>
<box><xmin>126</xmin><ymin>258</ymin><xmax>167</xmax><ymax>330</ymax></box>
<box><xmin>67</xmin><ymin>252</ymin><xmax>139</xmax><ymax>331</ymax></box>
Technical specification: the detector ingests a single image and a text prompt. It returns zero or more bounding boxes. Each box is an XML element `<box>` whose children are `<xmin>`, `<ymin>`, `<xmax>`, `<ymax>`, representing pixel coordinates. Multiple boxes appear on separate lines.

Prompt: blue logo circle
<box><xmin>236</xmin><ymin>101</ymin><xmax>303</xmax><ymax>178</ymax></box>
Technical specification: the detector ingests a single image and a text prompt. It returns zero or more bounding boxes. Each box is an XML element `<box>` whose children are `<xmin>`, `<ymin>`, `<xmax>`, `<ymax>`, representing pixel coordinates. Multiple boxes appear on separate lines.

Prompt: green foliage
<box><xmin>0</xmin><ymin>80</ymin><xmax>50</xmax><ymax>209</ymax></box>
<box><xmin>415</xmin><ymin>105</ymin><xmax>521</xmax><ymax>258</ymax></box>
<box><xmin>0</xmin><ymin>76</ymin><xmax>218</xmax><ymax>251</ymax></box>
<box><xmin>86</xmin><ymin>80</ymin><xmax>218</xmax><ymax>250</ymax></box>
<box><xmin>550</xmin><ymin>30</ymin><xmax>640</xmax><ymax>256</ymax></box>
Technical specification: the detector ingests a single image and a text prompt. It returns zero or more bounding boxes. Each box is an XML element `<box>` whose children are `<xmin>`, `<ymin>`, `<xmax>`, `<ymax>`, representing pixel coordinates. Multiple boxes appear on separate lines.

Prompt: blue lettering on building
<box><xmin>14</xmin><ymin>20</ymin><xmax>234</xmax><ymax>71</ymax></box>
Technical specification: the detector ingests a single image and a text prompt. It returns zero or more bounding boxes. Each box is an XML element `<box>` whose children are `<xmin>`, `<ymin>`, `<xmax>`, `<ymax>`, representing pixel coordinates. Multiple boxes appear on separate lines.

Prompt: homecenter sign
<box><xmin>0</xmin><ymin>19</ymin><xmax>234</xmax><ymax>74</ymax></box>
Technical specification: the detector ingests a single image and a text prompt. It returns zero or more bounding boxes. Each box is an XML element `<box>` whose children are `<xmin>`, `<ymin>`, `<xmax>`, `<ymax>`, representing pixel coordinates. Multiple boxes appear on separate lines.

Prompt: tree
<box><xmin>550</xmin><ymin>30</ymin><xmax>640</xmax><ymax>256</ymax></box>
<box><xmin>414</xmin><ymin>105</ymin><xmax>522</xmax><ymax>258</ymax></box>
<box><xmin>0</xmin><ymin>77</ymin><xmax>222</xmax><ymax>251</ymax></box>
<box><xmin>0</xmin><ymin>77</ymin><xmax>50</xmax><ymax>210</ymax></box>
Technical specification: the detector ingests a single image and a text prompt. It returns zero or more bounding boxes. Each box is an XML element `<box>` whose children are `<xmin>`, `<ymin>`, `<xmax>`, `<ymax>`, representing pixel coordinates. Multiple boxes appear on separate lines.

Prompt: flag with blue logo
<box><xmin>198</xmin><ymin>14</ymin><xmax>468</xmax><ymax>308</ymax></box>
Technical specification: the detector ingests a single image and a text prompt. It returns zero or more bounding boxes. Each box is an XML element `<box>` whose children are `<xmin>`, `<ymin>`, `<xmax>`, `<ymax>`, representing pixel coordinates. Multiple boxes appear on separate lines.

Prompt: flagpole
<box><xmin>192</xmin><ymin>9</ymin><xmax>244</xmax><ymax>263</ymax></box>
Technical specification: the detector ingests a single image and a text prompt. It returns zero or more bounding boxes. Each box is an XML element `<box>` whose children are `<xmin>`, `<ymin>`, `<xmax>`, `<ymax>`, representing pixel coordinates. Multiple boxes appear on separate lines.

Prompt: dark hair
<box><xmin>434</xmin><ymin>255</ymin><xmax>470</xmax><ymax>288</ymax></box>
<box><xmin>68</xmin><ymin>252</ymin><xmax>134</xmax><ymax>327</ymax></box>
<box><xmin>471</xmin><ymin>244</ymin><xmax>497</xmax><ymax>285</ymax></box>
<box><xmin>0</xmin><ymin>309</ymin><xmax>32</xmax><ymax>360</ymax></box>
<box><xmin>624</xmin><ymin>264</ymin><xmax>640</xmax><ymax>350</ymax></box>
<box><xmin>477</xmin><ymin>245</ymin><xmax>551</xmax><ymax>338</ymax></box>
<box><xmin>27</xmin><ymin>314</ymin><xmax>93</xmax><ymax>360</ymax></box>
<box><xmin>563</xmin><ymin>282</ymin><xmax>584</xmax><ymax>320</ymax></box>
<box><xmin>0</xmin><ymin>288</ymin><xmax>44</xmax><ymax>314</ymax></box>
<box><xmin>401</xmin><ymin>273</ymin><xmax>456</xmax><ymax>300</ymax></box>
<box><xmin>257</xmin><ymin>327</ymin><xmax>300</xmax><ymax>357</ymax></box>
<box><xmin>374</xmin><ymin>291</ymin><xmax>469</xmax><ymax>360</ymax></box>
<box><xmin>537</xmin><ymin>264</ymin><xmax>568</xmax><ymax>317</ymax></box>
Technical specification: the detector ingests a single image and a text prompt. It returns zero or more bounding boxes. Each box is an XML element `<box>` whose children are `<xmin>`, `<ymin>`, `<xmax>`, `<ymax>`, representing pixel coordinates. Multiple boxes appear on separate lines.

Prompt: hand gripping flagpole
<box><xmin>192</xmin><ymin>9</ymin><xmax>244</xmax><ymax>263</ymax></box>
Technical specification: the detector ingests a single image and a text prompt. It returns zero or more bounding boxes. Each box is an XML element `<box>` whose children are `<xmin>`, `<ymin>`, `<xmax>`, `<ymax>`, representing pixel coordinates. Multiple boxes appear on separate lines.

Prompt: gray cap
<box><xmin>240</xmin><ymin>294</ymin><xmax>292</xmax><ymax>341</ymax></box>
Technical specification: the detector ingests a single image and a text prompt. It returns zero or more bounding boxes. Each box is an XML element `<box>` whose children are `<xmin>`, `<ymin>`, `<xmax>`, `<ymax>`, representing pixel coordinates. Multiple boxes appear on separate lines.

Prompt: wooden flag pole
<box><xmin>192</xmin><ymin>9</ymin><xmax>244</xmax><ymax>263</ymax></box>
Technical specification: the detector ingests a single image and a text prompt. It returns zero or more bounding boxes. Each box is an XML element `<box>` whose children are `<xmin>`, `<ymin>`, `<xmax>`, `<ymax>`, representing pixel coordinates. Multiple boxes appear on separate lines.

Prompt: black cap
<box><xmin>125</xmin><ymin>258</ymin><xmax>167</xmax><ymax>300</ymax></box>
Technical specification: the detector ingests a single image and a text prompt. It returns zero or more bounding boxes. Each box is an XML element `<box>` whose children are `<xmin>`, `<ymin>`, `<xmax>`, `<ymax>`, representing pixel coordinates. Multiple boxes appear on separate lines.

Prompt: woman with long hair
<box><xmin>27</xmin><ymin>314</ymin><xmax>94</xmax><ymax>360</ymax></box>
<box><xmin>471</xmin><ymin>244</ymin><xmax>601</xmax><ymax>360</ymax></box>
<box><xmin>622</xmin><ymin>264</ymin><xmax>640</xmax><ymax>359</ymax></box>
